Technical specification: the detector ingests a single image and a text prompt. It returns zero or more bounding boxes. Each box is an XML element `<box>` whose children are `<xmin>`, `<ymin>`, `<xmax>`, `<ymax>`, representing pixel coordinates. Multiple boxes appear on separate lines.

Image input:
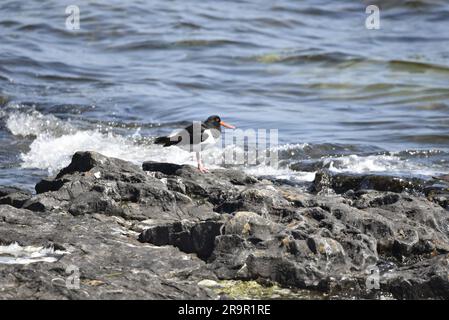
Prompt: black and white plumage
<box><xmin>154</xmin><ymin>115</ymin><xmax>235</xmax><ymax>173</ymax></box>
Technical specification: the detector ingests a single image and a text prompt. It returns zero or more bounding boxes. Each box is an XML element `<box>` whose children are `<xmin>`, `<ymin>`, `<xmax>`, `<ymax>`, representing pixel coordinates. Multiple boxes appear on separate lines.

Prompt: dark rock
<box><xmin>0</xmin><ymin>186</ymin><xmax>29</xmax><ymax>198</ymax></box>
<box><xmin>426</xmin><ymin>187</ymin><xmax>449</xmax><ymax>209</ymax></box>
<box><xmin>221</xmin><ymin>211</ymin><xmax>283</xmax><ymax>242</ymax></box>
<box><xmin>1</xmin><ymin>151</ymin><xmax>448</xmax><ymax>299</ymax></box>
<box><xmin>24</xmin><ymin>151</ymin><xmax>191</xmax><ymax>220</ymax></box>
<box><xmin>312</xmin><ymin>171</ymin><xmax>425</xmax><ymax>194</ymax></box>
<box><xmin>35</xmin><ymin>178</ymin><xmax>66</xmax><ymax>194</ymax></box>
<box><xmin>311</xmin><ymin>171</ymin><xmax>333</xmax><ymax>194</ymax></box>
<box><xmin>0</xmin><ymin>186</ymin><xmax>32</xmax><ymax>209</ymax></box>
<box><xmin>56</xmin><ymin>151</ymin><xmax>103</xmax><ymax>178</ymax></box>
<box><xmin>68</xmin><ymin>191</ymin><xmax>124</xmax><ymax>217</ymax></box>
<box><xmin>209</xmin><ymin>169</ymin><xmax>258</xmax><ymax>186</ymax></box>
<box><xmin>0</xmin><ymin>205</ymin><xmax>216</xmax><ymax>299</ymax></box>
<box><xmin>138</xmin><ymin>219</ymin><xmax>223</xmax><ymax>260</ymax></box>
<box><xmin>290</xmin><ymin>160</ymin><xmax>327</xmax><ymax>172</ymax></box>
<box><xmin>382</xmin><ymin>254</ymin><xmax>449</xmax><ymax>299</ymax></box>
<box><xmin>22</xmin><ymin>195</ymin><xmax>62</xmax><ymax>212</ymax></box>
<box><xmin>142</xmin><ymin>161</ymin><xmax>184</xmax><ymax>175</ymax></box>
<box><xmin>353</xmin><ymin>191</ymin><xmax>400</xmax><ymax>209</ymax></box>
<box><xmin>432</xmin><ymin>174</ymin><xmax>449</xmax><ymax>183</ymax></box>
<box><xmin>0</xmin><ymin>193</ymin><xmax>29</xmax><ymax>208</ymax></box>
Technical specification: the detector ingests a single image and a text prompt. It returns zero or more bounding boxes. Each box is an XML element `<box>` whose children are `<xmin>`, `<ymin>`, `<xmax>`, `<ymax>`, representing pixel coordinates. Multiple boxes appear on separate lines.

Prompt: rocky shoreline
<box><xmin>0</xmin><ymin>151</ymin><xmax>448</xmax><ymax>299</ymax></box>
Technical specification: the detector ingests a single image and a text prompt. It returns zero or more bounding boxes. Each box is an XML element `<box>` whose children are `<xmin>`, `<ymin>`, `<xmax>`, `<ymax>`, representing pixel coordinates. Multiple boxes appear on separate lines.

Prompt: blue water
<box><xmin>1</xmin><ymin>0</ymin><xmax>448</xmax><ymax>189</ymax></box>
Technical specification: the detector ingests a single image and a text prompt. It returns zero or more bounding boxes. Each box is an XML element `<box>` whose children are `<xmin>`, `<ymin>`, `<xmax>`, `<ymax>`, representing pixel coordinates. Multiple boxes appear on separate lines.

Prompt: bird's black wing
<box><xmin>184</xmin><ymin>122</ymin><xmax>208</xmax><ymax>145</ymax></box>
<box><xmin>154</xmin><ymin>121</ymin><xmax>208</xmax><ymax>147</ymax></box>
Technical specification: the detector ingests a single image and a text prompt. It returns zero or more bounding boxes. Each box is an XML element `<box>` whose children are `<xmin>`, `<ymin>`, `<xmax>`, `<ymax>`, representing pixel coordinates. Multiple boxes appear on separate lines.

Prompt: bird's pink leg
<box><xmin>196</xmin><ymin>152</ymin><xmax>209</xmax><ymax>173</ymax></box>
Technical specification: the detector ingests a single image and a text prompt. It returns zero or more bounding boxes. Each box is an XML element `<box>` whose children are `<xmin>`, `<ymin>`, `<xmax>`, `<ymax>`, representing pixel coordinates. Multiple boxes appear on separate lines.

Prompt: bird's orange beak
<box><xmin>220</xmin><ymin>121</ymin><xmax>235</xmax><ymax>129</ymax></box>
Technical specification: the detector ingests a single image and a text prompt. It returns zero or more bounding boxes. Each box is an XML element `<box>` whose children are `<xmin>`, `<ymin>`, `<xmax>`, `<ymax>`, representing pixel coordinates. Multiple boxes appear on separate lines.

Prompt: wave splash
<box><xmin>5</xmin><ymin>109</ymin><xmax>447</xmax><ymax>182</ymax></box>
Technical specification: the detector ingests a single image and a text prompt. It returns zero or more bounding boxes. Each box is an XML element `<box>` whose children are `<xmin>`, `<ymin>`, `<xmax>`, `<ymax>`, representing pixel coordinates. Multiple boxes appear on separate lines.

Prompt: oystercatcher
<box><xmin>154</xmin><ymin>115</ymin><xmax>235</xmax><ymax>173</ymax></box>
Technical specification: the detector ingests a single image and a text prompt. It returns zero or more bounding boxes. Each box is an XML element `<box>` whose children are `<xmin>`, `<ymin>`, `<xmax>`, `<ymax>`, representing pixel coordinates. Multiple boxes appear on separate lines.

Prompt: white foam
<box><xmin>244</xmin><ymin>165</ymin><xmax>316</xmax><ymax>182</ymax></box>
<box><xmin>273</xmin><ymin>143</ymin><xmax>309</xmax><ymax>152</ymax></box>
<box><xmin>324</xmin><ymin>154</ymin><xmax>440</xmax><ymax>177</ymax></box>
<box><xmin>6</xmin><ymin>110</ymin><xmax>74</xmax><ymax>137</ymax></box>
<box><xmin>2</xmin><ymin>110</ymin><xmax>192</xmax><ymax>174</ymax></box>
<box><xmin>5</xmin><ymin>110</ymin><xmax>300</xmax><ymax>179</ymax></box>
<box><xmin>6</xmin><ymin>110</ymin><xmax>443</xmax><ymax>181</ymax></box>
<box><xmin>0</xmin><ymin>242</ymin><xmax>68</xmax><ymax>265</ymax></box>
<box><xmin>20</xmin><ymin>130</ymin><xmax>196</xmax><ymax>175</ymax></box>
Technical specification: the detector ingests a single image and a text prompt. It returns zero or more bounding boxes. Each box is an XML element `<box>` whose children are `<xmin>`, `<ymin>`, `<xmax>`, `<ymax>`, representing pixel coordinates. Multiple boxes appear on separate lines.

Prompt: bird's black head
<box><xmin>204</xmin><ymin>115</ymin><xmax>221</xmax><ymax>129</ymax></box>
<box><xmin>204</xmin><ymin>115</ymin><xmax>235</xmax><ymax>130</ymax></box>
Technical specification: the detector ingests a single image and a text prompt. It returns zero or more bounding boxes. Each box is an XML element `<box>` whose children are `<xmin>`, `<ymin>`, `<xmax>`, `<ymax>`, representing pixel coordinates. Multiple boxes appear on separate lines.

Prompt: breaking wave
<box><xmin>4</xmin><ymin>110</ymin><xmax>448</xmax><ymax>182</ymax></box>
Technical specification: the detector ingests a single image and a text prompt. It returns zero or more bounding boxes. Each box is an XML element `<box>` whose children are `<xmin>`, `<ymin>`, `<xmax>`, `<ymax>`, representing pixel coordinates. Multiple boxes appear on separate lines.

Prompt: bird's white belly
<box><xmin>200</xmin><ymin>129</ymin><xmax>218</xmax><ymax>149</ymax></box>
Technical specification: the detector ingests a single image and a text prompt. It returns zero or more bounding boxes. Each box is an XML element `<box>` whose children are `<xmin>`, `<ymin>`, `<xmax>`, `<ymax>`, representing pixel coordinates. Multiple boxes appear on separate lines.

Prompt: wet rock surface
<box><xmin>0</xmin><ymin>151</ymin><xmax>448</xmax><ymax>299</ymax></box>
